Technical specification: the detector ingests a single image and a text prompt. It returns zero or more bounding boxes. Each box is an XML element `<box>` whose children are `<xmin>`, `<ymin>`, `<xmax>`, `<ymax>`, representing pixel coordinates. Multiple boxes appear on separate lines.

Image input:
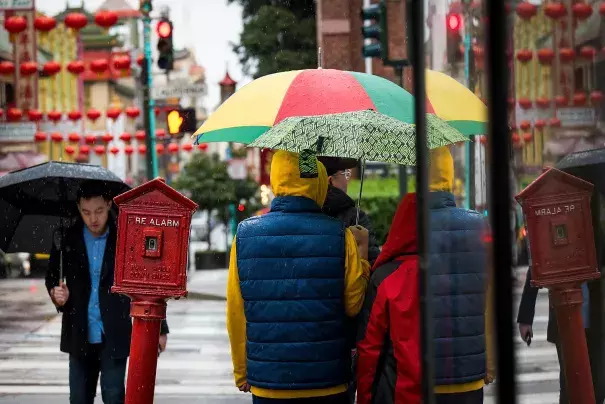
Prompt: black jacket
<box><xmin>322</xmin><ymin>185</ymin><xmax>380</xmax><ymax>265</ymax></box>
<box><xmin>45</xmin><ymin>218</ymin><xmax>168</xmax><ymax>358</ymax></box>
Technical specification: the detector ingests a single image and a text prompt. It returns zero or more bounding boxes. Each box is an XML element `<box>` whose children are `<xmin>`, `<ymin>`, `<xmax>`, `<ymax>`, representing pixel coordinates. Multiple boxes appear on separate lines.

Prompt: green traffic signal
<box><xmin>360</xmin><ymin>3</ymin><xmax>381</xmax><ymax>20</ymax></box>
<box><xmin>362</xmin><ymin>24</ymin><xmax>381</xmax><ymax>40</ymax></box>
<box><xmin>360</xmin><ymin>1</ymin><xmax>387</xmax><ymax>60</ymax></box>
<box><xmin>362</xmin><ymin>43</ymin><xmax>382</xmax><ymax>58</ymax></box>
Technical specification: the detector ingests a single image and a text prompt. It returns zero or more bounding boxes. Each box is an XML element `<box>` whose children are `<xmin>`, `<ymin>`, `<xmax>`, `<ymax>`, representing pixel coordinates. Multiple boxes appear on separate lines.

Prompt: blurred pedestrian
<box><xmin>45</xmin><ymin>181</ymin><xmax>169</xmax><ymax>404</ymax></box>
<box><xmin>226</xmin><ymin>150</ymin><xmax>371</xmax><ymax>403</ymax></box>
<box><xmin>356</xmin><ymin>147</ymin><xmax>495</xmax><ymax>404</ymax></box>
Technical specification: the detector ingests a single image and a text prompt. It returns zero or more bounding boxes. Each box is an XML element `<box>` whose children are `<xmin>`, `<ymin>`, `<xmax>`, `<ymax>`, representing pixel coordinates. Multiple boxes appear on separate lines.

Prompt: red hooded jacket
<box><xmin>356</xmin><ymin>193</ymin><xmax>422</xmax><ymax>404</ymax></box>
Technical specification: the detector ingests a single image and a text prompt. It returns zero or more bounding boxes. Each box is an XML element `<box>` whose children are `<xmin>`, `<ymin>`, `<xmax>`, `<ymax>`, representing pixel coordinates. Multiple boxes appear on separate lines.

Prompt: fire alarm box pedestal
<box><xmin>112</xmin><ymin>178</ymin><xmax>198</xmax><ymax>404</ymax></box>
<box><xmin>516</xmin><ymin>168</ymin><xmax>599</xmax><ymax>404</ymax></box>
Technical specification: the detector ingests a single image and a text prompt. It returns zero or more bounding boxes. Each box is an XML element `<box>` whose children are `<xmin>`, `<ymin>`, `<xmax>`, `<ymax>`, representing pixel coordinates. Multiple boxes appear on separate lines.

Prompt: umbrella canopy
<box><xmin>248</xmin><ymin>110</ymin><xmax>468</xmax><ymax>165</ymax></box>
<box><xmin>555</xmin><ymin>148</ymin><xmax>605</xmax><ymax>195</ymax></box>
<box><xmin>0</xmin><ymin>161</ymin><xmax>128</xmax><ymax>253</ymax></box>
<box><xmin>194</xmin><ymin>69</ymin><xmax>416</xmax><ymax>144</ymax></box>
<box><xmin>425</xmin><ymin>69</ymin><xmax>487</xmax><ymax>135</ymax></box>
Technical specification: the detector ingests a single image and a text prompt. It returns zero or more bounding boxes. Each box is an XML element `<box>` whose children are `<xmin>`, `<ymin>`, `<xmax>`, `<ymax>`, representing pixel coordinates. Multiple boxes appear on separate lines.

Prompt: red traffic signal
<box><xmin>447</xmin><ymin>12</ymin><xmax>462</xmax><ymax>32</ymax></box>
<box><xmin>237</xmin><ymin>203</ymin><xmax>245</xmax><ymax>212</ymax></box>
<box><xmin>156</xmin><ymin>20</ymin><xmax>172</xmax><ymax>38</ymax></box>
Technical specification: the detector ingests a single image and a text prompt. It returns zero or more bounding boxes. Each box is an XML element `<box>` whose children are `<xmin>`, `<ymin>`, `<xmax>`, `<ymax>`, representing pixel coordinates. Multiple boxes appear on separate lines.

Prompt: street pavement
<box><xmin>0</xmin><ymin>269</ymin><xmax>560</xmax><ymax>403</ymax></box>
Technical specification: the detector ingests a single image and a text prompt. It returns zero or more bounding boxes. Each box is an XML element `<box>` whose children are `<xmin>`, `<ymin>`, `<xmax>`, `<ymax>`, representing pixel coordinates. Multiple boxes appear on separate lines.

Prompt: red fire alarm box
<box><xmin>516</xmin><ymin>168</ymin><xmax>600</xmax><ymax>288</ymax></box>
<box><xmin>112</xmin><ymin>178</ymin><xmax>198</xmax><ymax>298</ymax></box>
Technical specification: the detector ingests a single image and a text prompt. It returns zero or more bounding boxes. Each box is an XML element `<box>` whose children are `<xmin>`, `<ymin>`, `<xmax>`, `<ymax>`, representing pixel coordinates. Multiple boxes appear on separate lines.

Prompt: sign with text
<box><xmin>0</xmin><ymin>0</ymin><xmax>34</xmax><ymax>10</ymax></box>
<box><xmin>0</xmin><ymin>122</ymin><xmax>36</xmax><ymax>142</ymax></box>
<box><xmin>152</xmin><ymin>83</ymin><xmax>205</xmax><ymax>100</ymax></box>
<box><xmin>556</xmin><ymin>107</ymin><xmax>596</xmax><ymax>128</ymax></box>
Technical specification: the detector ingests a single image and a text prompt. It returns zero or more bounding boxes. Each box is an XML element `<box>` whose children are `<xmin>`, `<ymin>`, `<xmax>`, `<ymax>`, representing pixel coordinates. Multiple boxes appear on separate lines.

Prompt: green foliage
<box><xmin>229</xmin><ymin>0</ymin><xmax>317</xmax><ymax>78</ymax></box>
<box><xmin>358</xmin><ymin>196</ymin><xmax>400</xmax><ymax>245</ymax></box>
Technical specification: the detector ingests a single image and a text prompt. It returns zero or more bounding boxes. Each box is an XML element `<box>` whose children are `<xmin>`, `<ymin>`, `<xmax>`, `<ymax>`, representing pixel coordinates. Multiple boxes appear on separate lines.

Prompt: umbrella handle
<box><xmin>356</xmin><ymin>161</ymin><xmax>366</xmax><ymax>226</ymax></box>
<box><xmin>60</xmin><ymin>249</ymin><xmax>63</xmax><ymax>283</ymax></box>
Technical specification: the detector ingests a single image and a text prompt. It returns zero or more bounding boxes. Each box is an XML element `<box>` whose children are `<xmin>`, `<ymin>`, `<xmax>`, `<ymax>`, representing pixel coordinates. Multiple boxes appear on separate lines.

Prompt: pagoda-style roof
<box><xmin>97</xmin><ymin>0</ymin><xmax>141</xmax><ymax>19</ymax></box>
<box><xmin>220</xmin><ymin>71</ymin><xmax>236</xmax><ymax>87</ymax></box>
<box><xmin>53</xmin><ymin>5</ymin><xmax>123</xmax><ymax>50</ymax></box>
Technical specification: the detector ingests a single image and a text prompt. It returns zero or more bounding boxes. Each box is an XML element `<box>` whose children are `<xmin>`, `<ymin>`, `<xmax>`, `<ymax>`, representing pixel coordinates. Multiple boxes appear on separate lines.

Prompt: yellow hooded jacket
<box><xmin>429</xmin><ymin>146</ymin><xmax>496</xmax><ymax>394</ymax></box>
<box><xmin>226</xmin><ymin>150</ymin><xmax>371</xmax><ymax>399</ymax></box>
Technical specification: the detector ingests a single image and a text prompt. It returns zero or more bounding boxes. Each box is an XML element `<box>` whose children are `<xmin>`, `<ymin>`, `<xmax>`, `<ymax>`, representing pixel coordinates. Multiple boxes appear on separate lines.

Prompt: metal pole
<box><xmin>486</xmin><ymin>0</ymin><xmax>516</xmax><ymax>402</ymax></box>
<box><xmin>141</xmin><ymin>7</ymin><xmax>159</xmax><ymax>180</ymax></box>
<box><xmin>395</xmin><ymin>65</ymin><xmax>408</xmax><ymax>198</ymax></box>
<box><xmin>409</xmin><ymin>0</ymin><xmax>434</xmax><ymax>402</ymax></box>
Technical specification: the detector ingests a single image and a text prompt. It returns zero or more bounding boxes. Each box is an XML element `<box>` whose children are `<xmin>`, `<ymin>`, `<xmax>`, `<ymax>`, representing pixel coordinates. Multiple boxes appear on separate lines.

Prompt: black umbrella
<box><xmin>0</xmin><ymin>161</ymin><xmax>129</xmax><ymax>279</ymax></box>
<box><xmin>555</xmin><ymin>148</ymin><xmax>605</xmax><ymax>195</ymax></box>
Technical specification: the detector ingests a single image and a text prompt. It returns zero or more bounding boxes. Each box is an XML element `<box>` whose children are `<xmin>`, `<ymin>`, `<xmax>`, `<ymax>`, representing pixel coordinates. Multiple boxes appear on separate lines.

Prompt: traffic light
<box><xmin>166</xmin><ymin>108</ymin><xmax>197</xmax><ymax>135</ymax></box>
<box><xmin>446</xmin><ymin>11</ymin><xmax>463</xmax><ymax>65</ymax></box>
<box><xmin>361</xmin><ymin>1</ymin><xmax>387</xmax><ymax>59</ymax></box>
<box><xmin>156</xmin><ymin>18</ymin><xmax>173</xmax><ymax>71</ymax></box>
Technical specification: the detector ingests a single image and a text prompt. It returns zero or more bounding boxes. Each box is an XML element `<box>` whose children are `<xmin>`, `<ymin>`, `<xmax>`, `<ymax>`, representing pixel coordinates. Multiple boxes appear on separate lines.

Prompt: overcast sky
<box><xmin>37</xmin><ymin>0</ymin><xmax>251</xmax><ymax>112</ymax></box>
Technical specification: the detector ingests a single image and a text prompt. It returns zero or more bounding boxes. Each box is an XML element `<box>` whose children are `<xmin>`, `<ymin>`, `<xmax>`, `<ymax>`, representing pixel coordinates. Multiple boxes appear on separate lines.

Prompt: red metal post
<box><xmin>550</xmin><ymin>285</ymin><xmax>595</xmax><ymax>404</ymax></box>
<box><xmin>125</xmin><ymin>298</ymin><xmax>167</xmax><ymax>404</ymax></box>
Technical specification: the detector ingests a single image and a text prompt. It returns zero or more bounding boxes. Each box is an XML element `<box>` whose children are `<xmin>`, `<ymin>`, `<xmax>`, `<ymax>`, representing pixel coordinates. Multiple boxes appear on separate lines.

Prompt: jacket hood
<box><xmin>429</xmin><ymin>146</ymin><xmax>454</xmax><ymax>192</ymax></box>
<box><xmin>373</xmin><ymin>193</ymin><xmax>418</xmax><ymax>270</ymax></box>
<box><xmin>270</xmin><ymin>150</ymin><xmax>328</xmax><ymax>207</ymax></box>
<box><xmin>322</xmin><ymin>185</ymin><xmax>355</xmax><ymax>216</ymax></box>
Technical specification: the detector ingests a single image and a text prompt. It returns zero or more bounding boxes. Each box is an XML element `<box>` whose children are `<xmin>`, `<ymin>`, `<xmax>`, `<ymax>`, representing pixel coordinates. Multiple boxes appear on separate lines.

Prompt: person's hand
<box><xmin>484</xmin><ymin>374</ymin><xmax>495</xmax><ymax>385</ymax></box>
<box><xmin>349</xmin><ymin>225</ymin><xmax>369</xmax><ymax>261</ymax></box>
<box><xmin>51</xmin><ymin>282</ymin><xmax>69</xmax><ymax>307</ymax></box>
<box><xmin>518</xmin><ymin>323</ymin><xmax>533</xmax><ymax>344</ymax></box>
<box><xmin>238</xmin><ymin>383</ymin><xmax>251</xmax><ymax>393</ymax></box>
<box><xmin>158</xmin><ymin>334</ymin><xmax>168</xmax><ymax>355</ymax></box>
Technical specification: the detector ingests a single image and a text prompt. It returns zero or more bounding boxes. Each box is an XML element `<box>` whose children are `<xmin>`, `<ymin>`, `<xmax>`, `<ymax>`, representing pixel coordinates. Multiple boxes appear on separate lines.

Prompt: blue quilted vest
<box><xmin>428</xmin><ymin>191</ymin><xmax>488</xmax><ymax>385</ymax></box>
<box><xmin>236</xmin><ymin>196</ymin><xmax>349</xmax><ymax>390</ymax></box>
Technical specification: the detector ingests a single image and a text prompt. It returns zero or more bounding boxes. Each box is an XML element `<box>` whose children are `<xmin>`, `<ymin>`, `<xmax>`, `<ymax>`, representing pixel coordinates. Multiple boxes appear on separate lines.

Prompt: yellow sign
<box><xmin>167</xmin><ymin>110</ymin><xmax>183</xmax><ymax>135</ymax></box>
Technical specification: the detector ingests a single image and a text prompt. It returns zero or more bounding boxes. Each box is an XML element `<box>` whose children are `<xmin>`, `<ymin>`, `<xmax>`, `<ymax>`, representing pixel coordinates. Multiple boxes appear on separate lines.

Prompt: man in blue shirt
<box><xmin>46</xmin><ymin>181</ymin><xmax>169</xmax><ymax>404</ymax></box>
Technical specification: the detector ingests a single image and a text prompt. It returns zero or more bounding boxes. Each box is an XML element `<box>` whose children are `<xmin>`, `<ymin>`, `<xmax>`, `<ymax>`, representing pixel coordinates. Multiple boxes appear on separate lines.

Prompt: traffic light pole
<box><xmin>394</xmin><ymin>64</ymin><xmax>408</xmax><ymax>198</ymax></box>
<box><xmin>141</xmin><ymin>8</ymin><xmax>159</xmax><ymax>180</ymax></box>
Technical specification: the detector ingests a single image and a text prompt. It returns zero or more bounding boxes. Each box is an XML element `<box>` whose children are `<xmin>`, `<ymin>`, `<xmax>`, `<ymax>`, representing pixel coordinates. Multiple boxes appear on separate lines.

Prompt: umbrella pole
<box><xmin>356</xmin><ymin>160</ymin><xmax>366</xmax><ymax>225</ymax></box>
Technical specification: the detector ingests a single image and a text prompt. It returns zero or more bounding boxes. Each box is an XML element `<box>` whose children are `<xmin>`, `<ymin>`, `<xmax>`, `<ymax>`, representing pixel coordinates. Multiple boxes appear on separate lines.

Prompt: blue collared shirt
<box><xmin>83</xmin><ymin>226</ymin><xmax>108</xmax><ymax>344</ymax></box>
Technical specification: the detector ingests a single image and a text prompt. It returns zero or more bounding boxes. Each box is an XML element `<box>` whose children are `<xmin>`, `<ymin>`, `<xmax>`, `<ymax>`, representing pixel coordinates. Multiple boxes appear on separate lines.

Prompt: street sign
<box><xmin>556</xmin><ymin>107</ymin><xmax>596</xmax><ymax>128</ymax></box>
<box><xmin>228</xmin><ymin>158</ymin><xmax>247</xmax><ymax>180</ymax></box>
<box><xmin>152</xmin><ymin>83</ymin><xmax>205</xmax><ymax>100</ymax></box>
<box><xmin>0</xmin><ymin>122</ymin><xmax>36</xmax><ymax>142</ymax></box>
<box><xmin>0</xmin><ymin>0</ymin><xmax>34</xmax><ymax>10</ymax></box>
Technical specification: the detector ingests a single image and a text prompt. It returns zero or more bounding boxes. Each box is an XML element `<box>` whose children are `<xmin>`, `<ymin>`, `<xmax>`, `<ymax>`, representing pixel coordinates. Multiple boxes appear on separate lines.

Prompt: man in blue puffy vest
<box><xmin>226</xmin><ymin>150</ymin><xmax>371</xmax><ymax>403</ymax></box>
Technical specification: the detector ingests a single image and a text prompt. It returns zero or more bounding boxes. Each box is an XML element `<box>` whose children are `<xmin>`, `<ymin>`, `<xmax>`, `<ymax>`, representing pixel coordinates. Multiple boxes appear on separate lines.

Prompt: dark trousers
<box><xmin>555</xmin><ymin>330</ymin><xmax>604</xmax><ymax>404</ymax></box>
<box><xmin>252</xmin><ymin>392</ymin><xmax>349</xmax><ymax>404</ymax></box>
<box><xmin>69</xmin><ymin>342</ymin><xmax>127</xmax><ymax>404</ymax></box>
<box><xmin>435</xmin><ymin>388</ymin><xmax>483</xmax><ymax>404</ymax></box>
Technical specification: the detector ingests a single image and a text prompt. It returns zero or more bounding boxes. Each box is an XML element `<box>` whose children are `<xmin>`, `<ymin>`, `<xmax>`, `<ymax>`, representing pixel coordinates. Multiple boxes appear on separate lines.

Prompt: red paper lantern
<box><xmin>109</xmin><ymin>146</ymin><xmax>120</xmax><ymax>155</ymax></box>
<box><xmin>94</xmin><ymin>145</ymin><xmax>106</xmax><ymax>155</ymax></box>
<box><xmin>545</xmin><ymin>2</ymin><xmax>566</xmax><ymax>19</ymax></box>
<box><xmin>479</xmin><ymin>136</ymin><xmax>488</xmax><ymax>145</ymax></box>
<box><xmin>590</xmin><ymin>91</ymin><xmax>604</xmax><ymax>104</ymax></box>
<box><xmin>523</xmin><ymin>133</ymin><xmax>533</xmax><ymax>143</ymax></box>
<box><xmin>64</xmin><ymin>145</ymin><xmax>76</xmax><ymax>156</ymax></box>
<box><xmin>519</xmin><ymin>120</ymin><xmax>532</xmax><ymax>131</ymax></box>
<box><xmin>156</xmin><ymin>128</ymin><xmax>166</xmax><ymax>139</ymax></box>
<box><xmin>601</xmin><ymin>1</ymin><xmax>605</xmax><ymax>16</ymax></box>
<box><xmin>168</xmin><ymin>143</ymin><xmax>179</xmax><ymax>154</ymax></box>
<box><xmin>516</xmin><ymin>2</ymin><xmax>538</xmax><ymax>19</ymax></box>
<box><xmin>19</xmin><ymin>62</ymin><xmax>38</xmax><ymax>76</ymax></box>
<box><xmin>507</xmin><ymin>98</ymin><xmax>516</xmax><ymax>108</ymax></box>
<box><xmin>0</xmin><ymin>108</ymin><xmax>3</xmax><ymax>118</ymax></box>
<box><xmin>536</xmin><ymin>97</ymin><xmax>551</xmax><ymax>109</ymax></box>
<box><xmin>47</xmin><ymin>110</ymin><xmax>62</xmax><ymax>123</ymax></box>
<box><xmin>80</xmin><ymin>145</ymin><xmax>91</xmax><ymax>155</ymax></box>
<box><xmin>68</xmin><ymin>133</ymin><xmax>81</xmax><ymax>143</ymax></box>
<box><xmin>85</xmin><ymin>135</ymin><xmax>97</xmax><ymax>145</ymax></box>
<box><xmin>518</xmin><ymin>98</ymin><xmax>533</xmax><ymax>109</ymax></box>
<box><xmin>156</xmin><ymin>144</ymin><xmax>165</xmax><ymax>154</ymax></box>
<box><xmin>68</xmin><ymin>110</ymin><xmax>82</xmax><ymax>122</ymax></box>
<box><xmin>580</xmin><ymin>46</ymin><xmax>597</xmax><ymax>60</ymax></box>
<box><xmin>511</xmin><ymin>132</ymin><xmax>521</xmax><ymax>144</ymax></box>
<box><xmin>7</xmin><ymin>108</ymin><xmax>22</xmax><ymax>122</ymax></box>
<box><xmin>197</xmin><ymin>143</ymin><xmax>208</xmax><ymax>151</ymax></box>
<box><xmin>34</xmin><ymin>16</ymin><xmax>57</xmax><ymax>32</ymax></box>
<box><xmin>125</xmin><ymin>107</ymin><xmax>140</xmax><ymax>119</ymax></box>
<box><xmin>124</xmin><ymin>145</ymin><xmax>134</xmax><ymax>155</ymax></box>
<box><xmin>549</xmin><ymin>118</ymin><xmax>562</xmax><ymax>127</ymax></box>
<box><xmin>135</xmin><ymin>130</ymin><xmax>146</xmax><ymax>141</ymax></box>
<box><xmin>572</xmin><ymin>2</ymin><xmax>593</xmax><ymax>20</ymax></box>
<box><xmin>559</xmin><ymin>48</ymin><xmax>575</xmax><ymax>63</ymax></box>
<box><xmin>42</xmin><ymin>61</ymin><xmax>61</xmax><ymax>76</ymax></box>
<box><xmin>0</xmin><ymin>61</ymin><xmax>14</xmax><ymax>75</ymax></box>
<box><xmin>112</xmin><ymin>55</ymin><xmax>131</xmax><ymax>71</ymax></box>
<box><xmin>94</xmin><ymin>10</ymin><xmax>118</xmax><ymax>29</ymax></box>
<box><xmin>64</xmin><ymin>12</ymin><xmax>88</xmax><ymax>30</ymax></box>
<box><xmin>4</xmin><ymin>16</ymin><xmax>27</xmax><ymax>34</ymax></box>
<box><xmin>182</xmin><ymin>143</ymin><xmax>193</xmax><ymax>152</ymax></box>
<box><xmin>119</xmin><ymin>132</ymin><xmax>132</xmax><ymax>142</ymax></box>
<box><xmin>138</xmin><ymin>145</ymin><xmax>147</xmax><ymax>154</ymax></box>
<box><xmin>534</xmin><ymin>119</ymin><xmax>546</xmax><ymax>129</ymax></box>
<box><xmin>155</xmin><ymin>107</ymin><xmax>161</xmax><ymax>116</ymax></box>
<box><xmin>90</xmin><ymin>59</ymin><xmax>109</xmax><ymax>74</ymax></box>
<box><xmin>573</xmin><ymin>92</ymin><xmax>587</xmax><ymax>106</ymax></box>
<box><xmin>106</xmin><ymin>107</ymin><xmax>122</xmax><ymax>120</ymax></box>
<box><xmin>101</xmin><ymin>133</ymin><xmax>114</xmax><ymax>143</ymax></box>
<box><xmin>86</xmin><ymin>108</ymin><xmax>101</xmax><ymax>122</ymax></box>
<box><xmin>555</xmin><ymin>95</ymin><xmax>568</xmax><ymax>107</ymax></box>
<box><xmin>51</xmin><ymin>132</ymin><xmax>63</xmax><ymax>143</ymax></box>
<box><xmin>537</xmin><ymin>48</ymin><xmax>555</xmax><ymax>65</ymax></box>
<box><xmin>137</xmin><ymin>54</ymin><xmax>145</xmax><ymax>66</ymax></box>
<box><xmin>34</xmin><ymin>132</ymin><xmax>47</xmax><ymax>143</ymax></box>
<box><xmin>67</xmin><ymin>61</ymin><xmax>85</xmax><ymax>75</ymax></box>
<box><xmin>516</xmin><ymin>49</ymin><xmax>533</xmax><ymax>63</ymax></box>
<box><xmin>27</xmin><ymin>109</ymin><xmax>43</xmax><ymax>122</ymax></box>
